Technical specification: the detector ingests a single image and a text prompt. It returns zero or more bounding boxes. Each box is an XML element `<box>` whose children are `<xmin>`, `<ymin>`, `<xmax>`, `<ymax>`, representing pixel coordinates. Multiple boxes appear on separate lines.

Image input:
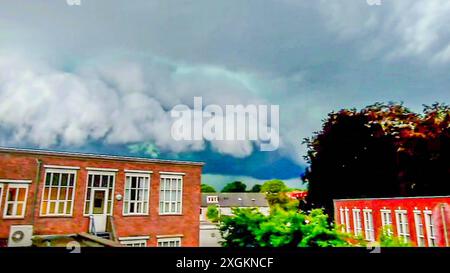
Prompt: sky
<box><xmin>1</xmin><ymin>0</ymin><xmax>450</xmax><ymax>190</ymax></box>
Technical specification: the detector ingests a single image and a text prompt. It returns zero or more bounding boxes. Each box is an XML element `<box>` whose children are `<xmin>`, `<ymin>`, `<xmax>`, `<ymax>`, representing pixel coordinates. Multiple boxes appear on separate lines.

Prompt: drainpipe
<box><xmin>31</xmin><ymin>158</ymin><xmax>42</xmax><ymax>226</ymax></box>
<box><xmin>441</xmin><ymin>204</ymin><xmax>449</xmax><ymax>247</ymax></box>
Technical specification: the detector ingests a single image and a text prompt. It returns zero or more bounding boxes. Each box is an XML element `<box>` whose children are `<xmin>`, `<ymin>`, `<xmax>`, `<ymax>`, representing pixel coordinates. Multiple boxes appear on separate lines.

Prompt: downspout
<box><xmin>441</xmin><ymin>204</ymin><xmax>449</xmax><ymax>247</ymax></box>
<box><xmin>31</xmin><ymin>158</ymin><xmax>42</xmax><ymax>226</ymax></box>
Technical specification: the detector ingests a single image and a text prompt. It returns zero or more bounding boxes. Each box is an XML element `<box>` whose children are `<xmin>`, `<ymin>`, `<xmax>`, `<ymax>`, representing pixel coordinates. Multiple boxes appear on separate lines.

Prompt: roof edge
<box><xmin>333</xmin><ymin>195</ymin><xmax>450</xmax><ymax>202</ymax></box>
<box><xmin>0</xmin><ymin>146</ymin><xmax>204</xmax><ymax>166</ymax></box>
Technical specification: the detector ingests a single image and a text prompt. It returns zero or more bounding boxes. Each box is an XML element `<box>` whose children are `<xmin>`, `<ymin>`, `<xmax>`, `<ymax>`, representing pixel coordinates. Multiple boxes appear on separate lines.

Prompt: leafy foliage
<box><xmin>261</xmin><ymin>179</ymin><xmax>288</xmax><ymax>193</ymax></box>
<box><xmin>249</xmin><ymin>184</ymin><xmax>262</xmax><ymax>192</ymax></box>
<box><xmin>206</xmin><ymin>204</ymin><xmax>220</xmax><ymax>223</ymax></box>
<box><xmin>221</xmin><ymin>181</ymin><xmax>247</xmax><ymax>192</ymax></box>
<box><xmin>201</xmin><ymin>184</ymin><xmax>217</xmax><ymax>193</ymax></box>
<box><xmin>302</xmin><ymin>102</ymin><xmax>450</xmax><ymax>215</ymax></box>
<box><xmin>219</xmin><ymin>207</ymin><xmax>351</xmax><ymax>247</ymax></box>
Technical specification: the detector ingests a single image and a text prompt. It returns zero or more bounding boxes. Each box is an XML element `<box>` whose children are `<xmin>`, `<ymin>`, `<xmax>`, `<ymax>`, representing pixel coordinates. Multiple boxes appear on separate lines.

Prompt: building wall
<box><xmin>0</xmin><ymin>151</ymin><xmax>202</xmax><ymax>247</ymax></box>
<box><xmin>334</xmin><ymin>197</ymin><xmax>450</xmax><ymax>247</ymax></box>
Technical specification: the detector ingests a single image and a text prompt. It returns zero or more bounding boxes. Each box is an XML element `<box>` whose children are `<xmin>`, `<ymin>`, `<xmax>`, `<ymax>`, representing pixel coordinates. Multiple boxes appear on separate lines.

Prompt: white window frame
<box><xmin>3</xmin><ymin>183</ymin><xmax>29</xmax><ymax>219</ymax></box>
<box><xmin>123</xmin><ymin>172</ymin><xmax>151</xmax><ymax>216</ymax></box>
<box><xmin>344</xmin><ymin>208</ymin><xmax>351</xmax><ymax>233</ymax></box>
<box><xmin>119</xmin><ymin>236</ymin><xmax>149</xmax><ymax>247</ymax></box>
<box><xmin>363</xmin><ymin>209</ymin><xmax>375</xmax><ymax>241</ymax></box>
<box><xmin>423</xmin><ymin>210</ymin><xmax>437</xmax><ymax>247</ymax></box>
<box><xmin>413</xmin><ymin>210</ymin><xmax>425</xmax><ymax>247</ymax></box>
<box><xmin>339</xmin><ymin>208</ymin><xmax>345</xmax><ymax>232</ymax></box>
<box><xmin>206</xmin><ymin>196</ymin><xmax>219</xmax><ymax>204</ymax></box>
<box><xmin>83</xmin><ymin>171</ymin><xmax>116</xmax><ymax>216</ymax></box>
<box><xmin>0</xmin><ymin>183</ymin><xmax>3</xmax><ymax>213</ymax></box>
<box><xmin>380</xmin><ymin>209</ymin><xmax>393</xmax><ymax>236</ymax></box>
<box><xmin>395</xmin><ymin>209</ymin><xmax>410</xmax><ymax>243</ymax></box>
<box><xmin>40</xmin><ymin>168</ymin><xmax>77</xmax><ymax>217</ymax></box>
<box><xmin>352</xmin><ymin>209</ymin><xmax>362</xmax><ymax>236</ymax></box>
<box><xmin>159</xmin><ymin>174</ymin><xmax>183</xmax><ymax>215</ymax></box>
<box><xmin>157</xmin><ymin>237</ymin><xmax>182</xmax><ymax>247</ymax></box>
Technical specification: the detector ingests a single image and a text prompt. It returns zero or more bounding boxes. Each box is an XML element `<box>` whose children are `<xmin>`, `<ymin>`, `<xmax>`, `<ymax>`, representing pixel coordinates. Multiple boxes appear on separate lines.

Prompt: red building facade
<box><xmin>0</xmin><ymin>147</ymin><xmax>203</xmax><ymax>247</ymax></box>
<box><xmin>334</xmin><ymin>196</ymin><xmax>450</xmax><ymax>247</ymax></box>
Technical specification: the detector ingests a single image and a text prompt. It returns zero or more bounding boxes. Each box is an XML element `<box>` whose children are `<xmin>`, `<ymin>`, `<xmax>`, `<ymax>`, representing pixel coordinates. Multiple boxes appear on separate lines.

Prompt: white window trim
<box><xmin>124</xmin><ymin>169</ymin><xmax>153</xmax><ymax>174</ymax></box>
<box><xmin>3</xmin><ymin>183</ymin><xmax>29</xmax><ymax>219</ymax></box>
<box><xmin>344</xmin><ymin>208</ymin><xmax>350</xmax><ymax>233</ymax></box>
<box><xmin>206</xmin><ymin>196</ymin><xmax>219</xmax><ymax>204</ymax></box>
<box><xmin>363</xmin><ymin>209</ymin><xmax>375</xmax><ymax>242</ymax></box>
<box><xmin>0</xmin><ymin>183</ymin><xmax>3</xmax><ymax>215</ymax></box>
<box><xmin>413</xmin><ymin>210</ymin><xmax>425</xmax><ymax>247</ymax></box>
<box><xmin>120</xmin><ymin>239</ymin><xmax>147</xmax><ymax>247</ymax></box>
<box><xmin>119</xmin><ymin>236</ymin><xmax>150</xmax><ymax>241</ymax></box>
<box><xmin>380</xmin><ymin>209</ymin><xmax>393</xmax><ymax>236</ymax></box>
<box><xmin>85</xmin><ymin>167</ymin><xmax>119</xmax><ymax>172</ymax></box>
<box><xmin>157</xmin><ymin>237</ymin><xmax>182</xmax><ymax>247</ymax></box>
<box><xmin>0</xmin><ymin>179</ymin><xmax>32</xmax><ymax>184</ymax></box>
<box><xmin>43</xmin><ymin>165</ymin><xmax>80</xmax><ymax>170</ymax></box>
<box><xmin>39</xmin><ymin>168</ymin><xmax>78</xmax><ymax>217</ymax></box>
<box><xmin>423</xmin><ymin>210</ymin><xmax>436</xmax><ymax>247</ymax></box>
<box><xmin>83</xmin><ymin>171</ymin><xmax>116</xmax><ymax>216</ymax></box>
<box><xmin>123</xmin><ymin>172</ymin><xmax>151</xmax><ymax>216</ymax></box>
<box><xmin>159</xmin><ymin>171</ymin><xmax>186</xmax><ymax>176</ymax></box>
<box><xmin>395</xmin><ymin>209</ymin><xmax>410</xmax><ymax>243</ymax></box>
<box><xmin>159</xmin><ymin>174</ymin><xmax>183</xmax><ymax>215</ymax></box>
<box><xmin>352</xmin><ymin>209</ymin><xmax>362</xmax><ymax>236</ymax></box>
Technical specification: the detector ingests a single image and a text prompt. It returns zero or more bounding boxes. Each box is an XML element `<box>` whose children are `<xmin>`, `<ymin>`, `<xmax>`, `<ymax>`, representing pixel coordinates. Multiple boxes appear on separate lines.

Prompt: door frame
<box><xmin>83</xmin><ymin>170</ymin><xmax>116</xmax><ymax>217</ymax></box>
<box><xmin>89</xmin><ymin>188</ymin><xmax>108</xmax><ymax>215</ymax></box>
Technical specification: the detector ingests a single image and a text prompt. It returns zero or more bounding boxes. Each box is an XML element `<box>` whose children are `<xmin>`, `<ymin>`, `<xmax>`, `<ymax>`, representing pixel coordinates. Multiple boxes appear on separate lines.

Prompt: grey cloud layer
<box><xmin>1</xmin><ymin>0</ymin><xmax>450</xmax><ymax>164</ymax></box>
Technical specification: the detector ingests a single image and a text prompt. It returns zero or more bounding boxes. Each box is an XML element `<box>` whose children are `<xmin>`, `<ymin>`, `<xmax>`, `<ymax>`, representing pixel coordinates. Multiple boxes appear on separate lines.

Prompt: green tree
<box><xmin>302</xmin><ymin>102</ymin><xmax>450</xmax><ymax>216</ymax></box>
<box><xmin>260</xmin><ymin>180</ymin><xmax>295</xmax><ymax>208</ymax></box>
<box><xmin>219</xmin><ymin>207</ymin><xmax>351</xmax><ymax>247</ymax></box>
<box><xmin>249</xmin><ymin>184</ymin><xmax>262</xmax><ymax>192</ymax></box>
<box><xmin>201</xmin><ymin>184</ymin><xmax>216</xmax><ymax>193</ymax></box>
<box><xmin>261</xmin><ymin>180</ymin><xmax>287</xmax><ymax>193</ymax></box>
<box><xmin>221</xmin><ymin>181</ymin><xmax>247</xmax><ymax>192</ymax></box>
<box><xmin>206</xmin><ymin>205</ymin><xmax>220</xmax><ymax>223</ymax></box>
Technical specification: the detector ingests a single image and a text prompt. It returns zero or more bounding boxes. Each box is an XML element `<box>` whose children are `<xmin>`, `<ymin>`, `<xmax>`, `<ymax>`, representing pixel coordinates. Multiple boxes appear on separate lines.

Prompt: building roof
<box><xmin>333</xmin><ymin>195</ymin><xmax>450</xmax><ymax>202</ymax></box>
<box><xmin>0</xmin><ymin>146</ymin><xmax>204</xmax><ymax>166</ymax></box>
<box><xmin>201</xmin><ymin>193</ymin><xmax>269</xmax><ymax>207</ymax></box>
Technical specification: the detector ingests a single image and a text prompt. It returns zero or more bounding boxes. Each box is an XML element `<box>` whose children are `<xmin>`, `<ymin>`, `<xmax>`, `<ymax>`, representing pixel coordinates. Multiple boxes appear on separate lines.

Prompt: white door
<box><xmin>90</xmin><ymin>189</ymin><xmax>108</xmax><ymax>233</ymax></box>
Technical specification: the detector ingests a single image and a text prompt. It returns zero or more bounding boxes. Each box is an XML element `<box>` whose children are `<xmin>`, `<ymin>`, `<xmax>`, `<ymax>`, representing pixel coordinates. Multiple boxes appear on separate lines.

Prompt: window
<box><xmin>40</xmin><ymin>169</ymin><xmax>77</xmax><ymax>216</ymax></box>
<box><xmin>0</xmin><ymin>183</ymin><xmax>3</xmax><ymax>213</ymax></box>
<box><xmin>413</xmin><ymin>211</ymin><xmax>425</xmax><ymax>247</ymax></box>
<box><xmin>424</xmin><ymin>211</ymin><xmax>437</xmax><ymax>247</ymax></box>
<box><xmin>84</xmin><ymin>172</ymin><xmax>115</xmax><ymax>215</ymax></box>
<box><xmin>344</xmin><ymin>208</ymin><xmax>351</xmax><ymax>233</ymax></box>
<box><xmin>339</xmin><ymin>207</ymin><xmax>351</xmax><ymax>233</ymax></box>
<box><xmin>206</xmin><ymin>196</ymin><xmax>219</xmax><ymax>204</ymax></box>
<box><xmin>3</xmin><ymin>184</ymin><xmax>29</xmax><ymax>218</ymax></box>
<box><xmin>352</xmin><ymin>209</ymin><xmax>362</xmax><ymax>236</ymax></box>
<box><xmin>123</xmin><ymin>173</ymin><xmax>150</xmax><ymax>215</ymax></box>
<box><xmin>395</xmin><ymin>210</ymin><xmax>410</xmax><ymax>243</ymax></box>
<box><xmin>380</xmin><ymin>210</ymin><xmax>393</xmax><ymax>236</ymax></box>
<box><xmin>159</xmin><ymin>175</ymin><xmax>183</xmax><ymax>215</ymax></box>
<box><xmin>157</xmin><ymin>237</ymin><xmax>181</xmax><ymax>247</ymax></box>
<box><xmin>363</xmin><ymin>209</ymin><xmax>375</xmax><ymax>241</ymax></box>
<box><xmin>119</xmin><ymin>236</ymin><xmax>148</xmax><ymax>247</ymax></box>
<box><xmin>339</xmin><ymin>208</ymin><xmax>345</xmax><ymax>232</ymax></box>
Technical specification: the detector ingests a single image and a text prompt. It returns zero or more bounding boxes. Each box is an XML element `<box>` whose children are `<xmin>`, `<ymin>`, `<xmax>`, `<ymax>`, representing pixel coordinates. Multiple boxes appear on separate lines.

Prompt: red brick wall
<box><xmin>334</xmin><ymin>197</ymin><xmax>450</xmax><ymax>247</ymax></box>
<box><xmin>0</xmin><ymin>151</ymin><xmax>202</xmax><ymax>247</ymax></box>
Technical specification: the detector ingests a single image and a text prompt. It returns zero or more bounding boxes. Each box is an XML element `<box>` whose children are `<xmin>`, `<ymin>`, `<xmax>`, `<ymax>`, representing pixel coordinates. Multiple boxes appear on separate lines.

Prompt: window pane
<box><xmin>101</xmin><ymin>175</ymin><xmax>108</xmax><ymax>187</ymax></box>
<box><xmin>17</xmin><ymin>188</ymin><xmax>26</xmax><ymax>202</ymax></box>
<box><xmin>66</xmin><ymin>201</ymin><xmax>72</xmax><ymax>214</ymax></box>
<box><xmin>45</xmin><ymin>173</ymin><xmax>52</xmax><ymax>186</ymax></box>
<box><xmin>61</xmin><ymin>173</ymin><xmax>68</xmax><ymax>186</ymax></box>
<box><xmin>58</xmin><ymin>202</ymin><xmax>65</xmax><ymax>214</ymax></box>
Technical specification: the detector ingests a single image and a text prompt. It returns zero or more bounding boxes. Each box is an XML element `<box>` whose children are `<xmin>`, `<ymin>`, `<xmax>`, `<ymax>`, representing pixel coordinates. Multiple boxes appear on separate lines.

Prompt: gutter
<box><xmin>30</xmin><ymin>158</ymin><xmax>42</xmax><ymax>225</ymax></box>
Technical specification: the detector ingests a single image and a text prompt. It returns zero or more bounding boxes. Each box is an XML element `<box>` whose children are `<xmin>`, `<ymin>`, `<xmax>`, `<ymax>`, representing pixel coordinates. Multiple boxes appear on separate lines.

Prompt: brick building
<box><xmin>334</xmin><ymin>196</ymin><xmax>450</xmax><ymax>247</ymax></box>
<box><xmin>0</xmin><ymin>147</ymin><xmax>203</xmax><ymax>247</ymax></box>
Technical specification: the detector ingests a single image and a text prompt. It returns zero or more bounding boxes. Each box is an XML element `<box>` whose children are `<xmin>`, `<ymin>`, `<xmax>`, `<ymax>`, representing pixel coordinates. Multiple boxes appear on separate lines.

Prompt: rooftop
<box><xmin>0</xmin><ymin>146</ymin><xmax>204</xmax><ymax>166</ymax></box>
<box><xmin>201</xmin><ymin>193</ymin><xmax>269</xmax><ymax>207</ymax></box>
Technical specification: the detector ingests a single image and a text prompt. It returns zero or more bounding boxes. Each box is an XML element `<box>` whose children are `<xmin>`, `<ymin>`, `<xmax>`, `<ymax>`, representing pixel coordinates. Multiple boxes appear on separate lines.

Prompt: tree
<box><xmin>206</xmin><ymin>205</ymin><xmax>220</xmax><ymax>223</ymax></box>
<box><xmin>260</xmin><ymin>180</ymin><xmax>294</xmax><ymax>208</ymax></box>
<box><xmin>249</xmin><ymin>184</ymin><xmax>262</xmax><ymax>192</ymax></box>
<box><xmin>221</xmin><ymin>181</ymin><xmax>247</xmax><ymax>192</ymax></box>
<box><xmin>261</xmin><ymin>180</ymin><xmax>287</xmax><ymax>193</ymax></box>
<box><xmin>302</xmin><ymin>102</ymin><xmax>450</xmax><ymax>216</ymax></box>
<box><xmin>219</xmin><ymin>207</ymin><xmax>351</xmax><ymax>247</ymax></box>
<box><xmin>201</xmin><ymin>184</ymin><xmax>216</xmax><ymax>193</ymax></box>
